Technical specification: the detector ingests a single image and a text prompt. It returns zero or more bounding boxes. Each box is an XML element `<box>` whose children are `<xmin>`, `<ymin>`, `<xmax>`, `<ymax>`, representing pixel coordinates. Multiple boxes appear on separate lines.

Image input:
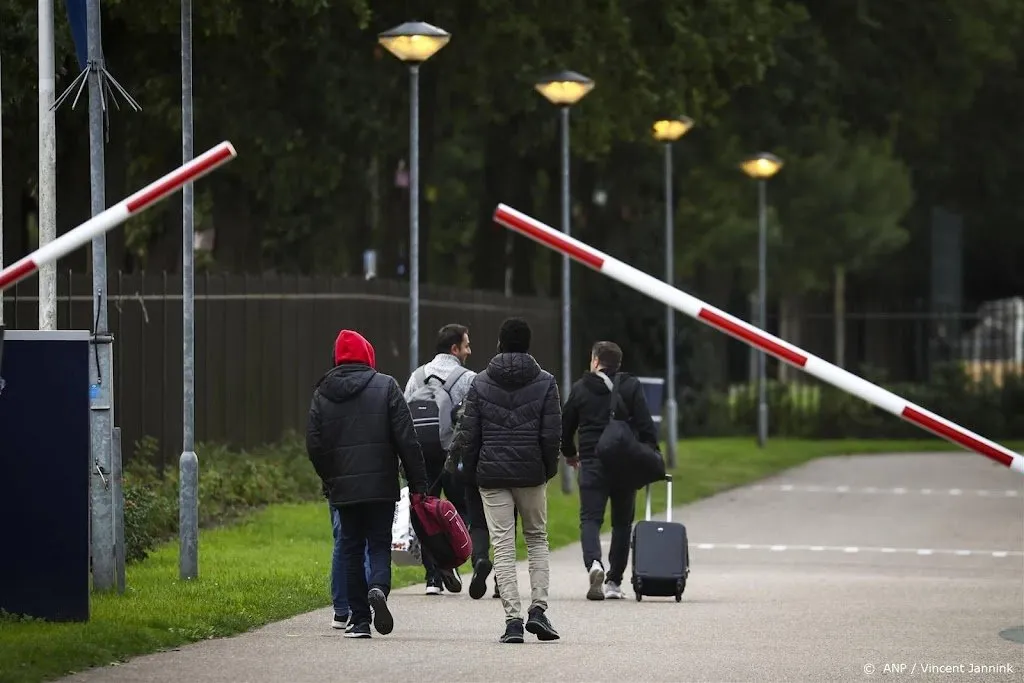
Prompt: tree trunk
<box><xmin>834</xmin><ymin>265</ymin><xmax>846</xmax><ymax>368</ymax></box>
<box><xmin>474</xmin><ymin>118</ymin><xmax>528</xmax><ymax>292</ymax></box>
<box><xmin>778</xmin><ymin>295</ymin><xmax>803</xmax><ymax>382</ymax></box>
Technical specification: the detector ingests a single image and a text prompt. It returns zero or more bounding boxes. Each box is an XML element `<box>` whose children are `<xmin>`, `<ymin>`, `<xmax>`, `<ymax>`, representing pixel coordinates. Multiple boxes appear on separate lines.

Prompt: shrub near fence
<box><xmin>122</xmin><ymin>433</ymin><xmax>323</xmax><ymax>562</ymax></box>
<box><xmin>689</xmin><ymin>362</ymin><xmax>1024</xmax><ymax>440</ymax></box>
<box><xmin>2</xmin><ymin>271</ymin><xmax>559</xmax><ymax>469</ymax></box>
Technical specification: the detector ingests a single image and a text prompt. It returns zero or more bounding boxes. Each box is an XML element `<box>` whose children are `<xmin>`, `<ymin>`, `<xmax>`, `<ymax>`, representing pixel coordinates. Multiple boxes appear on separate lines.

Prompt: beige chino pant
<box><xmin>479</xmin><ymin>484</ymin><xmax>550</xmax><ymax>621</ymax></box>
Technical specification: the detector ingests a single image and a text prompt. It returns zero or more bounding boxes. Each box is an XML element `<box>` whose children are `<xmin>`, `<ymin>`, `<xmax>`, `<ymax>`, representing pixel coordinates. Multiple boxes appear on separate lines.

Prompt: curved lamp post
<box><xmin>740</xmin><ymin>152</ymin><xmax>783</xmax><ymax>449</ymax></box>
<box><xmin>535</xmin><ymin>70</ymin><xmax>594</xmax><ymax>494</ymax></box>
<box><xmin>378</xmin><ymin>21</ymin><xmax>451</xmax><ymax>375</ymax></box>
<box><xmin>652</xmin><ymin>115</ymin><xmax>694</xmax><ymax>468</ymax></box>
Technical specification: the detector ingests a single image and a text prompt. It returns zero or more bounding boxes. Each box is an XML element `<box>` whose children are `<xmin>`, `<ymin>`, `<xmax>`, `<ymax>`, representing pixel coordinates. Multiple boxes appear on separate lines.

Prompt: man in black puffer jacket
<box><xmin>562</xmin><ymin>340</ymin><xmax>659</xmax><ymax>601</ymax></box>
<box><xmin>449</xmin><ymin>317</ymin><xmax>563</xmax><ymax>644</ymax></box>
<box><xmin>307</xmin><ymin>329</ymin><xmax>428</xmax><ymax>640</ymax></box>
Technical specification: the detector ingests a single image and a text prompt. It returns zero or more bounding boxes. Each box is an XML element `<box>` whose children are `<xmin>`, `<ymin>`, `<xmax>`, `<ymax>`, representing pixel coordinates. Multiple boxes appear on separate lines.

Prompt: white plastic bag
<box><xmin>391</xmin><ymin>485</ymin><xmax>421</xmax><ymax>565</ymax></box>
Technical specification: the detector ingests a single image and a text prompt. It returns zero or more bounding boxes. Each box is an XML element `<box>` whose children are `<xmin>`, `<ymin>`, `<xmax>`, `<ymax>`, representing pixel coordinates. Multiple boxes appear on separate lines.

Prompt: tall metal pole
<box><xmin>38</xmin><ymin>0</ymin><xmax>57</xmax><ymax>330</ymax></box>
<box><xmin>663</xmin><ymin>142</ymin><xmax>678</xmax><ymax>467</ymax></box>
<box><xmin>179</xmin><ymin>0</ymin><xmax>199</xmax><ymax>581</ymax></box>
<box><xmin>757</xmin><ymin>179</ymin><xmax>768</xmax><ymax>448</ymax></box>
<box><xmin>86</xmin><ymin>0</ymin><xmax>115</xmax><ymax>591</ymax></box>
<box><xmin>408</xmin><ymin>64</ymin><xmax>420</xmax><ymax>376</ymax></box>
<box><xmin>559</xmin><ymin>105</ymin><xmax>572</xmax><ymax>494</ymax></box>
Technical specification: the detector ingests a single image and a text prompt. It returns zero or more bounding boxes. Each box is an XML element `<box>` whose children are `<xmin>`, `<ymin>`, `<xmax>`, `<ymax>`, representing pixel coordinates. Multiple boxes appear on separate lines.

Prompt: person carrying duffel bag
<box><xmin>562</xmin><ymin>340</ymin><xmax>664</xmax><ymax>600</ymax></box>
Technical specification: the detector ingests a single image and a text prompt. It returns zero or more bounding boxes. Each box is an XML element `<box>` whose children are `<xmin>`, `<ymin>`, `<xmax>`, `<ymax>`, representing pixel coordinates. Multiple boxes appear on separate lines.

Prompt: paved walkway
<box><xmin>62</xmin><ymin>453</ymin><xmax>1024</xmax><ymax>682</ymax></box>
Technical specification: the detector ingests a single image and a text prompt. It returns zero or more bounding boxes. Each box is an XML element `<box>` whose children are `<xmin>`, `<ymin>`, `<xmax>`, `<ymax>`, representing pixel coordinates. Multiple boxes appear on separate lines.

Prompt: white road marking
<box><xmin>690</xmin><ymin>543</ymin><xmax>1024</xmax><ymax>557</ymax></box>
<box><xmin>750</xmin><ymin>484</ymin><xmax>1022</xmax><ymax>497</ymax></box>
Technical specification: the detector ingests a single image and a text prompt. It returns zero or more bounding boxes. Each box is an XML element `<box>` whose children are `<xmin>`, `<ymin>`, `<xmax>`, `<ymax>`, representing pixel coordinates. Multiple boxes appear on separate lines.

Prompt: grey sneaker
<box><xmin>604</xmin><ymin>581</ymin><xmax>624</xmax><ymax>599</ymax></box>
<box><xmin>587</xmin><ymin>561</ymin><xmax>606</xmax><ymax>601</ymax></box>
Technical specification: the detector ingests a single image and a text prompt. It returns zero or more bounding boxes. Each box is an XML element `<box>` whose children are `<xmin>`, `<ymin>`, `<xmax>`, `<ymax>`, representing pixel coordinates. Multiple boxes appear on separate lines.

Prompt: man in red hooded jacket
<box><xmin>307</xmin><ymin>329</ymin><xmax>429</xmax><ymax>639</ymax></box>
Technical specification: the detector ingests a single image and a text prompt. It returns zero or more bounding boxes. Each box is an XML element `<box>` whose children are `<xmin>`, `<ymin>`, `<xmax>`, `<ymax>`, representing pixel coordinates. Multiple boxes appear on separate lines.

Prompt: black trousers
<box><xmin>421</xmin><ymin>456</ymin><xmax>468</xmax><ymax>581</ymax></box>
<box><xmin>337</xmin><ymin>501</ymin><xmax>394</xmax><ymax>625</ymax></box>
<box><xmin>464</xmin><ymin>482</ymin><xmax>517</xmax><ymax>565</ymax></box>
<box><xmin>579</xmin><ymin>484</ymin><xmax>637</xmax><ymax>584</ymax></box>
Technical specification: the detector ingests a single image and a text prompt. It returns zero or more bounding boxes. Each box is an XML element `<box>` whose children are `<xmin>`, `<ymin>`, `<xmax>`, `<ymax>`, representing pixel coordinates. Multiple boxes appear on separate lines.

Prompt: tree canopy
<box><xmin>2</xmin><ymin>0</ymin><xmax>1022</xmax><ymax>379</ymax></box>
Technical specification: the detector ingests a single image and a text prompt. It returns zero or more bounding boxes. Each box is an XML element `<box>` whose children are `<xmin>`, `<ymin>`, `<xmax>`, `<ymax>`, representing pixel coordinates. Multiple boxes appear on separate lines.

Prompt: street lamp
<box><xmin>536</xmin><ymin>70</ymin><xmax>594</xmax><ymax>494</ymax></box>
<box><xmin>740</xmin><ymin>151</ymin><xmax>783</xmax><ymax>449</ymax></box>
<box><xmin>652</xmin><ymin>115</ymin><xmax>694</xmax><ymax>468</ymax></box>
<box><xmin>378</xmin><ymin>21</ymin><xmax>451</xmax><ymax>376</ymax></box>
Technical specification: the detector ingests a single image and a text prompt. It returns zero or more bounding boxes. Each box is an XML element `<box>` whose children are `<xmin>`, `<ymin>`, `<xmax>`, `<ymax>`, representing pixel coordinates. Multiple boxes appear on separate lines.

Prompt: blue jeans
<box><xmin>338</xmin><ymin>501</ymin><xmax>395</xmax><ymax>626</ymax></box>
<box><xmin>331</xmin><ymin>505</ymin><xmax>371</xmax><ymax>616</ymax></box>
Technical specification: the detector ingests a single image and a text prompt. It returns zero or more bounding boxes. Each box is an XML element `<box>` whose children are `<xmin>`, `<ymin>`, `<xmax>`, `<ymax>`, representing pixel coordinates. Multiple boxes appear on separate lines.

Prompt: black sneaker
<box><xmin>499</xmin><ymin>618</ymin><xmax>525</xmax><ymax>644</ymax></box>
<box><xmin>367</xmin><ymin>587</ymin><xmax>393</xmax><ymax>635</ymax></box>
<box><xmin>344</xmin><ymin>622</ymin><xmax>371</xmax><ymax>639</ymax></box>
<box><xmin>525</xmin><ymin>606</ymin><xmax>560</xmax><ymax>641</ymax></box>
<box><xmin>331</xmin><ymin>611</ymin><xmax>350</xmax><ymax>629</ymax></box>
<box><xmin>469</xmin><ymin>559</ymin><xmax>492</xmax><ymax>600</ymax></box>
<box><xmin>425</xmin><ymin>575</ymin><xmax>444</xmax><ymax>595</ymax></box>
<box><xmin>439</xmin><ymin>567</ymin><xmax>463</xmax><ymax>594</ymax></box>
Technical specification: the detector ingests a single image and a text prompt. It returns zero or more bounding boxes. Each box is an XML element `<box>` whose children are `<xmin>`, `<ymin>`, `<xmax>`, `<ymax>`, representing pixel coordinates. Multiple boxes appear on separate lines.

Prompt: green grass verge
<box><xmin>1</xmin><ymin>437</ymin><xmax>1019</xmax><ymax>683</ymax></box>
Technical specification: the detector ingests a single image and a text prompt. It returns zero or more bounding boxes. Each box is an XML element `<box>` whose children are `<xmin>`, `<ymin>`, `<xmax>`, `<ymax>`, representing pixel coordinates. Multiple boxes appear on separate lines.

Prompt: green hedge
<box><xmin>123</xmin><ymin>433</ymin><xmax>322</xmax><ymax>563</ymax></box>
<box><xmin>683</xmin><ymin>362</ymin><xmax>1024</xmax><ymax>440</ymax></box>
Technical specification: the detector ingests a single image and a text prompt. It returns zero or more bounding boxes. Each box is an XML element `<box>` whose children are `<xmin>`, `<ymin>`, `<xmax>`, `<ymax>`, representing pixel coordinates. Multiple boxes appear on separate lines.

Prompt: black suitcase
<box><xmin>630</xmin><ymin>474</ymin><xmax>689</xmax><ymax>602</ymax></box>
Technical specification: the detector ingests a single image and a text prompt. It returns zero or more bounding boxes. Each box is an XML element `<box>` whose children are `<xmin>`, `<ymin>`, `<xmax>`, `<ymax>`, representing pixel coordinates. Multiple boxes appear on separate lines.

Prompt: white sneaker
<box><xmin>586</xmin><ymin>561</ymin><xmax>606</xmax><ymax>601</ymax></box>
<box><xmin>604</xmin><ymin>581</ymin><xmax>624</xmax><ymax>599</ymax></box>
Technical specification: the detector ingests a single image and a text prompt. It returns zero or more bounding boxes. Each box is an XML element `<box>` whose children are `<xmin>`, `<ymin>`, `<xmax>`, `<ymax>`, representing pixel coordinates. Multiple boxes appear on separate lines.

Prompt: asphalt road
<box><xmin>60</xmin><ymin>452</ymin><xmax>1024</xmax><ymax>683</ymax></box>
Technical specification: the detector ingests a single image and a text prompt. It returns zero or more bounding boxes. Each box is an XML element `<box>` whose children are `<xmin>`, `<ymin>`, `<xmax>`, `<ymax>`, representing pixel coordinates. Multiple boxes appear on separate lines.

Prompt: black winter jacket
<box><xmin>561</xmin><ymin>370</ymin><xmax>659</xmax><ymax>489</ymax></box>
<box><xmin>306</xmin><ymin>363</ymin><xmax>428</xmax><ymax>507</ymax></box>
<box><xmin>449</xmin><ymin>352</ymin><xmax>562</xmax><ymax>489</ymax></box>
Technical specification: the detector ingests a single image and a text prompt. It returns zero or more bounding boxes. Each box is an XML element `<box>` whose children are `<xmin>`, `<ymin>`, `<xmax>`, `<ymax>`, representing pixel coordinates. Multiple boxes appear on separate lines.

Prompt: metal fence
<box><xmin>713</xmin><ymin>298</ymin><xmax>1024</xmax><ymax>440</ymax></box>
<box><xmin>733</xmin><ymin>298</ymin><xmax>1024</xmax><ymax>388</ymax></box>
<box><xmin>1</xmin><ymin>272</ymin><xmax>559</xmax><ymax>469</ymax></box>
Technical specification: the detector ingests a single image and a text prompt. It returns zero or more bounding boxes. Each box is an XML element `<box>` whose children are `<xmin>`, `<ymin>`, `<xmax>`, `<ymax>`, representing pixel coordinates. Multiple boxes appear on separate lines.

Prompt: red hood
<box><xmin>333</xmin><ymin>330</ymin><xmax>376</xmax><ymax>369</ymax></box>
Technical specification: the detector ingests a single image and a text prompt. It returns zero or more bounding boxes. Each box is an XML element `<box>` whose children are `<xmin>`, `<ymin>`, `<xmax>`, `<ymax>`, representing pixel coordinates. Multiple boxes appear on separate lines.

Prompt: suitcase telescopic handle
<box><xmin>644</xmin><ymin>474</ymin><xmax>673</xmax><ymax>522</ymax></box>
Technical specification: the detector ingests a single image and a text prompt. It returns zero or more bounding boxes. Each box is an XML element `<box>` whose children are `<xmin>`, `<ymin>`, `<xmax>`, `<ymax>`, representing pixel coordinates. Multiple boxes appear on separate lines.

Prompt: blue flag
<box><xmin>64</xmin><ymin>0</ymin><xmax>88</xmax><ymax>71</ymax></box>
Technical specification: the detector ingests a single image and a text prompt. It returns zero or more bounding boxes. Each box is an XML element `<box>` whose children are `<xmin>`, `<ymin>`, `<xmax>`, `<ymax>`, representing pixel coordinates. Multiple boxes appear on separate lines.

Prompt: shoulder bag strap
<box><xmin>442</xmin><ymin>365</ymin><xmax>469</xmax><ymax>395</ymax></box>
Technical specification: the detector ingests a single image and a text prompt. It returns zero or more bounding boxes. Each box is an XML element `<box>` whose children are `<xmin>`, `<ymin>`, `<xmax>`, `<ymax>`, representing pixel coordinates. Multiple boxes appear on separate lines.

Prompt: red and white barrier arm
<box><xmin>493</xmin><ymin>203</ymin><xmax>1024</xmax><ymax>475</ymax></box>
<box><xmin>0</xmin><ymin>141</ymin><xmax>237</xmax><ymax>292</ymax></box>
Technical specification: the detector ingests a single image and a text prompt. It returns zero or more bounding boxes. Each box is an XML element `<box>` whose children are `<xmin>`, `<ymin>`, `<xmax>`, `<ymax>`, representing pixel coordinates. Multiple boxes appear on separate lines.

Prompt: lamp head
<box><xmin>534</xmin><ymin>70</ymin><xmax>595</xmax><ymax>106</ymax></box>
<box><xmin>740</xmin><ymin>152</ymin><xmax>783</xmax><ymax>180</ymax></box>
<box><xmin>378</xmin><ymin>21</ymin><xmax>450</xmax><ymax>63</ymax></box>
<box><xmin>652</xmin><ymin>116</ymin><xmax>694</xmax><ymax>142</ymax></box>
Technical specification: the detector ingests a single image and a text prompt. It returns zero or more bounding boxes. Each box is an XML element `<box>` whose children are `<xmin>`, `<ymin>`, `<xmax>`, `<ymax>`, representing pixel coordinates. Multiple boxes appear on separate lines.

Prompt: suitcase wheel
<box><xmin>634</xmin><ymin>578</ymin><xmax>643</xmax><ymax>602</ymax></box>
<box><xmin>675</xmin><ymin>578</ymin><xmax>685</xmax><ymax>602</ymax></box>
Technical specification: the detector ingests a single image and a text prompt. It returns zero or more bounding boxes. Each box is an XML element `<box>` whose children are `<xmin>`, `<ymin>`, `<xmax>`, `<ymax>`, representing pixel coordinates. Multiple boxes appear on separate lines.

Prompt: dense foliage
<box><xmin>3</xmin><ymin>0</ymin><xmax>1022</xmax><ymax>388</ymax></box>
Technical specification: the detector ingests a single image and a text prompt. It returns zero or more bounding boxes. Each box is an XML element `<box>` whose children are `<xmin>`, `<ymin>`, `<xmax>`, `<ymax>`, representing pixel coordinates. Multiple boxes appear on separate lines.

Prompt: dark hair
<box><xmin>498</xmin><ymin>317</ymin><xmax>531</xmax><ymax>353</ymax></box>
<box><xmin>592</xmin><ymin>341</ymin><xmax>623</xmax><ymax>372</ymax></box>
<box><xmin>436</xmin><ymin>324</ymin><xmax>469</xmax><ymax>354</ymax></box>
